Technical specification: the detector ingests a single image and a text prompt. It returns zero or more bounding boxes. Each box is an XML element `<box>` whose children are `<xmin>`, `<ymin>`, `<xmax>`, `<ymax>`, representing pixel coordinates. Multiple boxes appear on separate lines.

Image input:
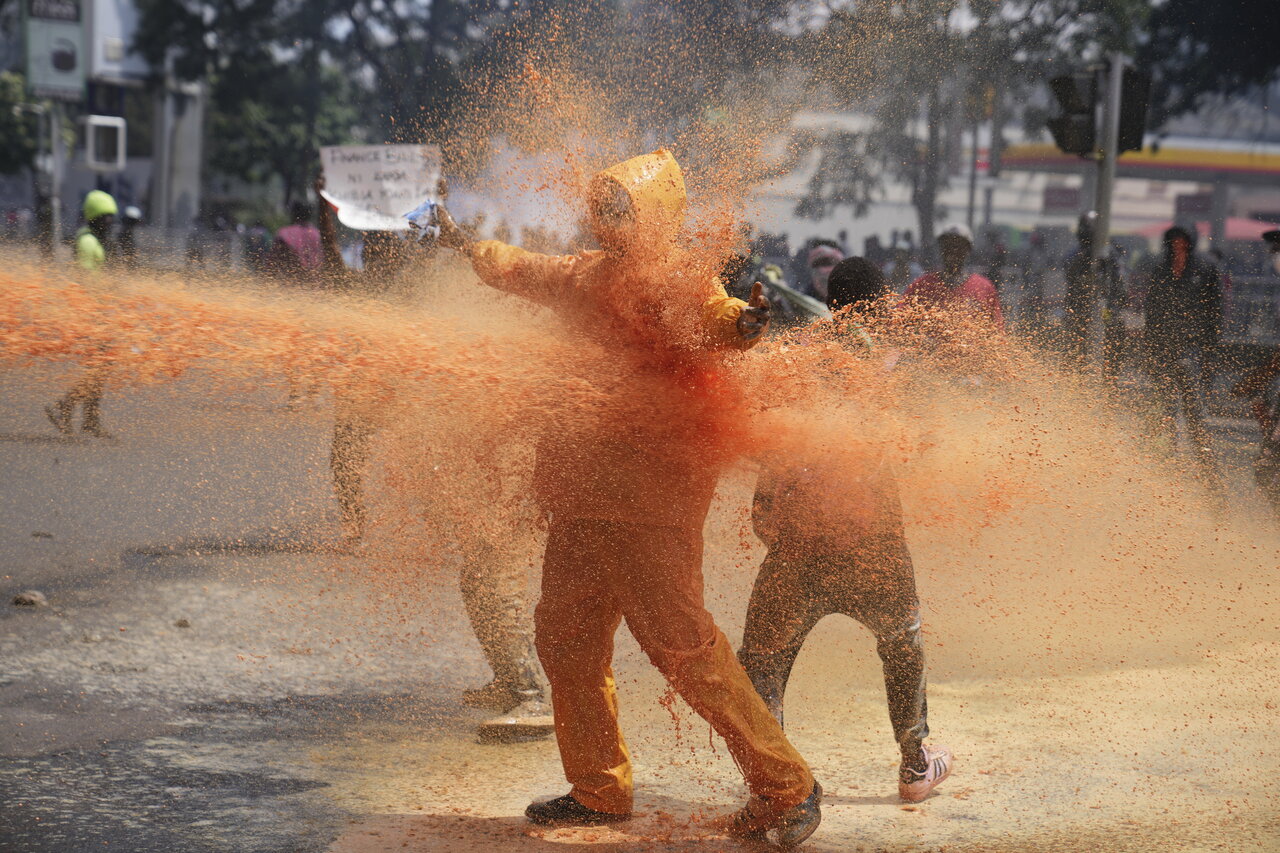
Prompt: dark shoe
<box><xmin>45</xmin><ymin>404</ymin><xmax>72</xmax><ymax>436</ymax></box>
<box><xmin>525</xmin><ymin>794</ymin><xmax>630</xmax><ymax>826</ymax></box>
<box><xmin>477</xmin><ymin>697</ymin><xmax>554</xmax><ymax>744</ymax></box>
<box><xmin>728</xmin><ymin>782</ymin><xmax>822</xmax><ymax>849</ymax></box>
<box><xmin>461</xmin><ymin>680</ymin><xmax>524</xmax><ymax>712</ymax></box>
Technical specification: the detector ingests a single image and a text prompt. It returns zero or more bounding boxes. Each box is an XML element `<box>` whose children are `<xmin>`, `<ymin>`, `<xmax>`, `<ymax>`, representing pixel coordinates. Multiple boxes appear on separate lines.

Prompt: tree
<box><xmin>1140</xmin><ymin>0</ymin><xmax>1280</xmax><ymax>124</ymax></box>
<box><xmin>797</xmin><ymin>0</ymin><xmax>974</xmax><ymax>243</ymax></box>
<box><xmin>797</xmin><ymin>0</ymin><xmax>1150</xmax><ymax>245</ymax></box>
<box><xmin>208</xmin><ymin>64</ymin><xmax>359</xmax><ymax>208</ymax></box>
<box><xmin>133</xmin><ymin>0</ymin><xmax>343</xmax><ymax>205</ymax></box>
<box><xmin>0</xmin><ymin>71</ymin><xmax>39</xmax><ymax>176</ymax></box>
<box><xmin>441</xmin><ymin>0</ymin><xmax>799</xmax><ymax>179</ymax></box>
<box><xmin>793</xmin><ymin>130</ymin><xmax>880</xmax><ymax>220</ymax></box>
<box><xmin>134</xmin><ymin>1</ymin><xmax>562</xmax><ymax>199</ymax></box>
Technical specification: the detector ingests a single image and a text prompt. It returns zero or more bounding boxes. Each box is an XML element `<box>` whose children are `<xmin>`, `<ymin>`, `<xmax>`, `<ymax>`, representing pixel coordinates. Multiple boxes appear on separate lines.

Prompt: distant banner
<box><xmin>25</xmin><ymin>0</ymin><xmax>85</xmax><ymax>101</ymax></box>
<box><xmin>319</xmin><ymin>144</ymin><xmax>442</xmax><ymax>232</ymax></box>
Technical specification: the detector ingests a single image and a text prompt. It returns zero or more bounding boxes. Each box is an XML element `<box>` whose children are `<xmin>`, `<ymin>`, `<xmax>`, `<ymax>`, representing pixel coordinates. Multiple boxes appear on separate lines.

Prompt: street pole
<box><xmin>967</xmin><ymin>120</ymin><xmax>979</xmax><ymax>232</ymax></box>
<box><xmin>49</xmin><ymin>100</ymin><xmax>64</xmax><ymax>258</ymax></box>
<box><xmin>1090</xmin><ymin>52</ymin><xmax>1125</xmax><ymax>368</ymax></box>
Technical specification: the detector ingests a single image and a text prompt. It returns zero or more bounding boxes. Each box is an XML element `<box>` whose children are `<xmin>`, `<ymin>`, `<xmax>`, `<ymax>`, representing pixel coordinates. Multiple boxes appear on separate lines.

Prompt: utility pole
<box><xmin>1089</xmin><ymin>53</ymin><xmax>1126</xmax><ymax>367</ymax></box>
<box><xmin>49</xmin><ymin>101</ymin><xmax>64</xmax><ymax>255</ymax></box>
<box><xmin>1047</xmin><ymin>58</ymin><xmax>1149</xmax><ymax>371</ymax></box>
<box><xmin>153</xmin><ymin>50</ymin><xmax>175</xmax><ymax>230</ymax></box>
<box><xmin>966</xmin><ymin>120</ymin><xmax>980</xmax><ymax>232</ymax></box>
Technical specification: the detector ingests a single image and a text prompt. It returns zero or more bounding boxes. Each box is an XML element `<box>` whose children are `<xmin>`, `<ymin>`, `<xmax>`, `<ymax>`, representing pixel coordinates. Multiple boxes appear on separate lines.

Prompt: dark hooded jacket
<box><xmin>1144</xmin><ymin>226</ymin><xmax>1222</xmax><ymax>357</ymax></box>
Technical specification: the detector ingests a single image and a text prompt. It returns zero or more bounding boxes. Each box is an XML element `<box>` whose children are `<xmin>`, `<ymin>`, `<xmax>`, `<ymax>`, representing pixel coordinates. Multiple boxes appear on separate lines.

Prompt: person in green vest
<box><xmin>75</xmin><ymin>190</ymin><xmax>116</xmax><ymax>270</ymax></box>
<box><xmin>46</xmin><ymin>190</ymin><xmax>117</xmax><ymax>438</ymax></box>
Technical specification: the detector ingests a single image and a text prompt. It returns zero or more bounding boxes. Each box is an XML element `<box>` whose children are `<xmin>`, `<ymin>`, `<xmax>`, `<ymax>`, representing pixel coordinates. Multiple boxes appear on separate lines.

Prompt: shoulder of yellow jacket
<box><xmin>75</xmin><ymin>230</ymin><xmax>105</xmax><ymax>269</ymax></box>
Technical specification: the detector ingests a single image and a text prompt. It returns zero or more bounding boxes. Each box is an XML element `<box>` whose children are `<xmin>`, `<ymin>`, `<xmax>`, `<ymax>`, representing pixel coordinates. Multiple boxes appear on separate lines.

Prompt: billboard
<box><xmin>89</xmin><ymin>0</ymin><xmax>149</xmax><ymax>83</ymax></box>
<box><xmin>24</xmin><ymin>0</ymin><xmax>85</xmax><ymax>101</ymax></box>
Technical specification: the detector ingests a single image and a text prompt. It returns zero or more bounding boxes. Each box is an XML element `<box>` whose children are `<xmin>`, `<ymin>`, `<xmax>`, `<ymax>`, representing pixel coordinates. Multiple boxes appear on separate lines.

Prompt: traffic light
<box><xmin>1118</xmin><ymin>68</ymin><xmax>1151</xmax><ymax>153</ymax></box>
<box><xmin>1047</xmin><ymin>74</ymin><xmax>1096</xmax><ymax>156</ymax></box>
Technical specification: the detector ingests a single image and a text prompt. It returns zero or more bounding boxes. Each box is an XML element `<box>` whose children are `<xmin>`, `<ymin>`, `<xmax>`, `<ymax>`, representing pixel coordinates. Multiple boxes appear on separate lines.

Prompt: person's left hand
<box><xmin>737</xmin><ymin>281</ymin><xmax>771</xmax><ymax>342</ymax></box>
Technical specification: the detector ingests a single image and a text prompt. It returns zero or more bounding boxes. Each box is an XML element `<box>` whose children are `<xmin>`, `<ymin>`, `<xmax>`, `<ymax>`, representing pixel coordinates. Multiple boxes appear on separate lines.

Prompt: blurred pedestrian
<box><xmin>243</xmin><ymin>220</ymin><xmax>272</xmax><ymax>274</ymax></box>
<box><xmin>884</xmin><ymin>247</ymin><xmax>922</xmax><ymax>294</ymax></box>
<box><xmin>268</xmin><ymin>199</ymin><xmax>325</xmax><ymax>404</ymax></box>
<box><xmin>901</xmin><ymin>224</ymin><xmax>1004</xmax><ymax>329</ymax></box>
<box><xmin>46</xmin><ymin>190</ymin><xmax>117</xmax><ymax>439</ymax></box>
<box><xmin>318</xmin><ymin>174</ymin><xmax>552</xmax><ymax>742</ymax></box>
<box><xmin>1063</xmin><ymin>211</ymin><xmax>1128</xmax><ymax>376</ymax></box>
<box><xmin>73</xmin><ymin>190</ymin><xmax>115</xmax><ymax>271</ymax></box>
<box><xmin>738</xmin><ymin>257</ymin><xmax>952</xmax><ymax>805</ymax></box>
<box><xmin>864</xmin><ymin>234</ymin><xmax>886</xmax><ymax>267</ymax></box>
<box><xmin>315</xmin><ymin>176</ymin><xmax>401</xmax><ymax>541</ymax></box>
<box><xmin>828</xmin><ymin>256</ymin><xmax>892</xmax><ymax>315</ymax></box>
<box><xmin>807</xmin><ymin>241</ymin><xmax>844</xmax><ymax>303</ymax></box>
<box><xmin>118</xmin><ymin>205</ymin><xmax>142</xmax><ymax>270</ymax></box>
<box><xmin>1230</xmin><ymin>229</ymin><xmax>1280</xmax><ymax>513</ymax></box>
<box><xmin>267</xmin><ymin>201</ymin><xmax>323</xmax><ymax>284</ymax></box>
<box><xmin>1021</xmin><ymin>232</ymin><xmax>1050</xmax><ymax>327</ymax></box>
<box><xmin>1142</xmin><ymin>225</ymin><xmax>1224</xmax><ymax>492</ymax></box>
<box><xmin>792</xmin><ymin>237</ymin><xmax>840</xmax><ymax>298</ymax></box>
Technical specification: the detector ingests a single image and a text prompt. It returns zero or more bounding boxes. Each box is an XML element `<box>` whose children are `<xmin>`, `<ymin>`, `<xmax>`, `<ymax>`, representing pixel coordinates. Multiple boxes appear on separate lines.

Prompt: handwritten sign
<box><xmin>319</xmin><ymin>144</ymin><xmax>442</xmax><ymax>231</ymax></box>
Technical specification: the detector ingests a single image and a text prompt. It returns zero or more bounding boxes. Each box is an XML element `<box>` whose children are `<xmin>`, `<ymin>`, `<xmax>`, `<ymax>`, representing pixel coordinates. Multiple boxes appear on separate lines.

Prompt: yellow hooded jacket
<box><xmin>464</xmin><ymin>149</ymin><xmax>757</xmax><ymax>525</ymax></box>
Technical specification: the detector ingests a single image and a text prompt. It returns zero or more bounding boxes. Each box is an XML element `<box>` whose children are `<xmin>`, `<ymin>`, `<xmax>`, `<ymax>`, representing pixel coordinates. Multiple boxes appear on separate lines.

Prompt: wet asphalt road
<box><xmin>0</xmin><ymin>368</ymin><xmax>501</xmax><ymax>852</ymax></box>
<box><xmin>1</xmin><ymin>363</ymin><xmax>1275</xmax><ymax>853</ymax></box>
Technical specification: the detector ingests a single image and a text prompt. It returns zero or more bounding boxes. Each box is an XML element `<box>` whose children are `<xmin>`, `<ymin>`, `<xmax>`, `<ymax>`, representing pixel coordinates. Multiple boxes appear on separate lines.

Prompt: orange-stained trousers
<box><xmin>534</xmin><ymin>517</ymin><xmax>814</xmax><ymax>816</ymax></box>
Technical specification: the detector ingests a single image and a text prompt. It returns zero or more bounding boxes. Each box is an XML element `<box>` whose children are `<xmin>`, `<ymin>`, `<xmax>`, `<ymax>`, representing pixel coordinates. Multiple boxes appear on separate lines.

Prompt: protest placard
<box><xmin>318</xmin><ymin>144</ymin><xmax>442</xmax><ymax>231</ymax></box>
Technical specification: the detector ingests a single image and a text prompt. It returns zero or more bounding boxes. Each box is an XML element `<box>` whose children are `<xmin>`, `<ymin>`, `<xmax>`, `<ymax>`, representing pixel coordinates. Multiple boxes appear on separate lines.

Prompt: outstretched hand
<box><xmin>737</xmin><ymin>281</ymin><xmax>771</xmax><ymax>342</ymax></box>
<box><xmin>435</xmin><ymin>205</ymin><xmax>468</xmax><ymax>250</ymax></box>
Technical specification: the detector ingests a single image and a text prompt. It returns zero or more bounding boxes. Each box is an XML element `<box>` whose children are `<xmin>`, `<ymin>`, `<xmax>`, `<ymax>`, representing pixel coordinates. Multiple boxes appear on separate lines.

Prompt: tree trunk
<box><xmin>912</xmin><ymin>85</ymin><xmax>944</xmax><ymax>255</ymax></box>
<box><xmin>301</xmin><ymin>29</ymin><xmax>322</xmax><ymax>195</ymax></box>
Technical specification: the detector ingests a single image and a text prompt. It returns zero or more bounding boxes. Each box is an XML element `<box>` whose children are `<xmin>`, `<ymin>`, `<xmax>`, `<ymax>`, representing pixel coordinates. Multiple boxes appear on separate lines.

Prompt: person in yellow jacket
<box><xmin>73</xmin><ymin>190</ymin><xmax>116</xmax><ymax>270</ymax></box>
<box><xmin>434</xmin><ymin>149</ymin><xmax>822</xmax><ymax>846</ymax></box>
<box><xmin>46</xmin><ymin>190</ymin><xmax>117</xmax><ymax>438</ymax></box>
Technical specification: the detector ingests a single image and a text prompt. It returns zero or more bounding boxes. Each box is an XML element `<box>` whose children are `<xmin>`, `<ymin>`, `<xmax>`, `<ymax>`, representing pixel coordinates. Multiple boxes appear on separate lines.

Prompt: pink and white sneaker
<box><xmin>899</xmin><ymin>745</ymin><xmax>953</xmax><ymax>803</ymax></box>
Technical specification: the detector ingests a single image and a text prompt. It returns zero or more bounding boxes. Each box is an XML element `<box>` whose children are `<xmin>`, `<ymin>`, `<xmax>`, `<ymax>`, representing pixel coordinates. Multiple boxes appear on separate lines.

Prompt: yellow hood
<box><xmin>589</xmin><ymin>149</ymin><xmax>686</xmax><ymax>248</ymax></box>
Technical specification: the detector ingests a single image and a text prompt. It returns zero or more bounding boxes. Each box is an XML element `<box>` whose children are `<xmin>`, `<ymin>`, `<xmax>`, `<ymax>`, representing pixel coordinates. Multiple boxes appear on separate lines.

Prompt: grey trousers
<box><xmin>738</xmin><ymin>529</ymin><xmax>928</xmax><ymax>759</ymax></box>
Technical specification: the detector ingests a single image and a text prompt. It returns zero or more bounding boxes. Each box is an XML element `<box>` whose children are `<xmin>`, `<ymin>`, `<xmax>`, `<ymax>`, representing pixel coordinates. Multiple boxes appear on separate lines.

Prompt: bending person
<box><xmin>435</xmin><ymin>149</ymin><xmax>822</xmax><ymax>847</ymax></box>
<box><xmin>739</xmin><ymin>257</ymin><xmax>952</xmax><ymax>804</ymax></box>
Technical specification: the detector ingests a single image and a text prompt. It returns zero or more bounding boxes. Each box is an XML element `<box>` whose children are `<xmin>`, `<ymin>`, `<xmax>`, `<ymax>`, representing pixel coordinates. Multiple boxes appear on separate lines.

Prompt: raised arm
<box><xmin>314</xmin><ymin>175</ymin><xmax>347</xmax><ymax>281</ymax></box>
<box><xmin>436</xmin><ymin>204</ymin><xmax>579</xmax><ymax>307</ymax></box>
<box><xmin>465</xmin><ymin>240</ymin><xmax>582</xmax><ymax>308</ymax></box>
